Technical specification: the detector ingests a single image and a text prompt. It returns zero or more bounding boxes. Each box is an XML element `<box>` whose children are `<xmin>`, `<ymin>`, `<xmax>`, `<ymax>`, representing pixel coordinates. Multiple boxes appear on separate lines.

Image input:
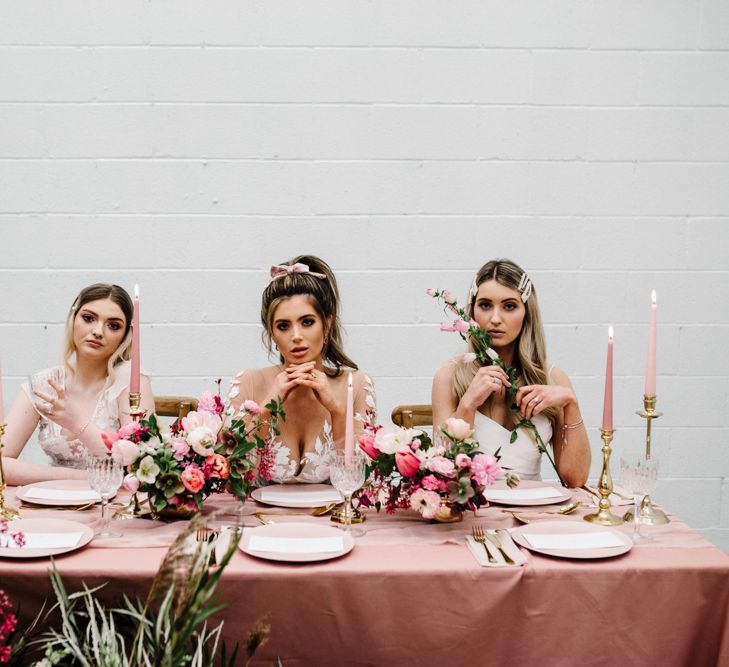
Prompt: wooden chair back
<box><xmin>154</xmin><ymin>396</ymin><xmax>198</xmax><ymax>419</ymax></box>
<box><xmin>391</xmin><ymin>404</ymin><xmax>433</xmax><ymax>429</ymax></box>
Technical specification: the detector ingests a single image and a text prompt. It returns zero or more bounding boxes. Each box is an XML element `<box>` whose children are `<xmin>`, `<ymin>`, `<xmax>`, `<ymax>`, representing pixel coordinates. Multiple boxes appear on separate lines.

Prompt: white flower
<box><xmin>443</xmin><ymin>417</ymin><xmax>473</xmax><ymax>441</ymax></box>
<box><xmin>136</xmin><ymin>455</ymin><xmax>160</xmax><ymax>484</ymax></box>
<box><xmin>374</xmin><ymin>426</ymin><xmax>421</xmax><ymax>455</ymax></box>
<box><xmin>111</xmin><ymin>439</ymin><xmax>140</xmax><ymax>466</ymax></box>
<box><xmin>187</xmin><ymin>427</ymin><xmax>216</xmax><ymax>456</ymax></box>
<box><xmin>486</xmin><ymin>347</ymin><xmax>500</xmax><ymax>361</ymax></box>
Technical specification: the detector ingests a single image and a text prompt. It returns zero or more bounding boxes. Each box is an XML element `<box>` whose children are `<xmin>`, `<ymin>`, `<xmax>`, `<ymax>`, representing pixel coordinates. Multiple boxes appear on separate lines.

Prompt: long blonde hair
<box><xmin>261</xmin><ymin>255</ymin><xmax>357</xmax><ymax>377</ymax></box>
<box><xmin>452</xmin><ymin>259</ymin><xmax>556</xmax><ymax>428</ymax></box>
<box><xmin>62</xmin><ymin>283</ymin><xmax>134</xmax><ymax>389</ymax></box>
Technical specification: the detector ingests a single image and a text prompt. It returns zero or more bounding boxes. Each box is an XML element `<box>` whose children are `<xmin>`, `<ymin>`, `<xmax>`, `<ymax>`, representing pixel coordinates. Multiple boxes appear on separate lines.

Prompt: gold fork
<box><xmin>195</xmin><ymin>527</ymin><xmax>217</xmax><ymax>566</ymax></box>
<box><xmin>471</xmin><ymin>525</ymin><xmax>496</xmax><ymax>563</ymax></box>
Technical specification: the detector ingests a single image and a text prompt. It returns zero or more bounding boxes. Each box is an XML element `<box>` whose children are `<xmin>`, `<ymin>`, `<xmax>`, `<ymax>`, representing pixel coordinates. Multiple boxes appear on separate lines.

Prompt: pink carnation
<box><xmin>471</xmin><ymin>453</ymin><xmax>503</xmax><ymax>487</ymax></box>
<box><xmin>243</xmin><ymin>399</ymin><xmax>261</xmax><ymax>415</ymax></box>
<box><xmin>118</xmin><ymin>421</ymin><xmax>142</xmax><ymax>441</ymax></box>
<box><xmin>421</xmin><ymin>474</ymin><xmax>443</xmax><ymax>492</ymax></box>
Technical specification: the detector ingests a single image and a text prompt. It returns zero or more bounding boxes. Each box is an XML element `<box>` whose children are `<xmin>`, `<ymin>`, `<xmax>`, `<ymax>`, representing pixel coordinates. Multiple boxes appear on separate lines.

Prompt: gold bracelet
<box><xmin>563</xmin><ymin>418</ymin><xmax>584</xmax><ymax>430</ymax></box>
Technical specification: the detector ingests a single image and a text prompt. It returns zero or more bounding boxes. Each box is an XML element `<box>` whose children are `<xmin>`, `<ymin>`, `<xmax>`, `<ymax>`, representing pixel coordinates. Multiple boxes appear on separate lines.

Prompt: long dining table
<box><xmin>1</xmin><ymin>485</ymin><xmax>728</xmax><ymax>667</ymax></box>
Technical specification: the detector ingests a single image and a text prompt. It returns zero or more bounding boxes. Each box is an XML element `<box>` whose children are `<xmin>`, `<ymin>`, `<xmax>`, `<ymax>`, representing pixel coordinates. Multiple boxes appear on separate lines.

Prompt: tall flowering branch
<box><xmin>428</xmin><ymin>288</ymin><xmax>565</xmax><ymax>486</ymax></box>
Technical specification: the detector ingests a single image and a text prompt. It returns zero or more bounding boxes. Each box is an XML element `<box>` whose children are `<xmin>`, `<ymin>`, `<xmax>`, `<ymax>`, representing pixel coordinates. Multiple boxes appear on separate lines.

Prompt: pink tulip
<box><xmin>395</xmin><ymin>451</ymin><xmax>421</xmax><ymax>478</ymax></box>
<box><xmin>453</xmin><ymin>319</ymin><xmax>470</xmax><ymax>333</ymax></box>
<box><xmin>123</xmin><ymin>473</ymin><xmax>140</xmax><ymax>494</ymax></box>
<box><xmin>440</xmin><ymin>322</ymin><xmax>457</xmax><ymax>332</ymax></box>
<box><xmin>359</xmin><ymin>434</ymin><xmax>380</xmax><ymax>460</ymax></box>
<box><xmin>101</xmin><ymin>431</ymin><xmax>121</xmax><ymax>451</ymax></box>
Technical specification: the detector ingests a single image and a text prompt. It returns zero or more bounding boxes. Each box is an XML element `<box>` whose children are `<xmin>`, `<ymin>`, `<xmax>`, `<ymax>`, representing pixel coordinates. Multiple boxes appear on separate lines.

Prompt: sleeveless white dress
<box><xmin>22</xmin><ymin>361</ymin><xmax>143</xmax><ymax>469</ymax></box>
<box><xmin>472</xmin><ymin>412</ymin><xmax>553</xmax><ymax>481</ymax></box>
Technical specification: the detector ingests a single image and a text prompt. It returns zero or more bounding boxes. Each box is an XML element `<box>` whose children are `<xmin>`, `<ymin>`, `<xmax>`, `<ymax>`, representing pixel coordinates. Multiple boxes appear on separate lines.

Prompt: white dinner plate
<box><xmin>251</xmin><ymin>484</ymin><xmax>343</xmax><ymax>509</ymax></box>
<box><xmin>511</xmin><ymin>519</ymin><xmax>632</xmax><ymax>559</ymax></box>
<box><xmin>0</xmin><ymin>518</ymin><xmax>94</xmax><ymax>559</ymax></box>
<box><xmin>16</xmin><ymin>479</ymin><xmax>112</xmax><ymax>507</ymax></box>
<box><xmin>483</xmin><ymin>480</ymin><xmax>573</xmax><ymax>506</ymax></box>
<box><xmin>239</xmin><ymin>522</ymin><xmax>354</xmax><ymax>562</ymax></box>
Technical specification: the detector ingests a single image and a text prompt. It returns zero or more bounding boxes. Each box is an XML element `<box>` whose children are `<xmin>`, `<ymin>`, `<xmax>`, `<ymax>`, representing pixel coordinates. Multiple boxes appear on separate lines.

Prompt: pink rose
<box><xmin>111</xmin><ymin>439</ymin><xmax>140</xmax><ymax>466</ymax></box>
<box><xmin>428</xmin><ymin>456</ymin><xmax>456</xmax><ymax>478</ymax></box>
<box><xmin>453</xmin><ymin>319</ymin><xmax>470</xmax><ymax>333</ymax></box>
<box><xmin>243</xmin><ymin>400</ymin><xmax>261</xmax><ymax>416</ymax></box>
<box><xmin>181</xmin><ymin>467</ymin><xmax>205</xmax><ymax>493</ymax></box>
<box><xmin>205</xmin><ymin>453</ymin><xmax>230</xmax><ymax>480</ymax></box>
<box><xmin>471</xmin><ymin>453</ymin><xmax>503</xmax><ymax>487</ymax></box>
<box><xmin>359</xmin><ymin>434</ymin><xmax>380</xmax><ymax>460</ymax></box>
<box><xmin>455</xmin><ymin>453</ymin><xmax>471</xmax><ymax>469</ymax></box>
<box><xmin>395</xmin><ymin>451</ymin><xmax>421</xmax><ymax>478</ymax></box>
<box><xmin>443</xmin><ymin>417</ymin><xmax>473</xmax><ymax>441</ymax></box>
<box><xmin>101</xmin><ymin>431</ymin><xmax>121</xmax><ymax>451</ymax></box>
<box><xmin>122</xmin><ymin>473</ymin><xmax>140</xmax><ymax>494</ymax></box>
<box><xmin>443</xmin><ymin>290</ymin><xmax>457</xmax><ymax>305</ymax></box>
<box><xmin>118</xmin><ymin>421</ymin><xmax>142</xmax><ymax>441</ymax></box>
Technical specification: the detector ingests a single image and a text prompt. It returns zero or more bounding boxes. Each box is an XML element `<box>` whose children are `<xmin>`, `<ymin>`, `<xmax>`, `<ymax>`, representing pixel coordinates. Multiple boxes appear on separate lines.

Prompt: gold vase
<box><xmin>153</xmin><ymin>504</ymin><xmax>199</xmax><ymax>521</ymax></box>
<box><xmin>433</xmin><ymin>497</ymin><xmax>463</xmax><ymax>523</ymax></box>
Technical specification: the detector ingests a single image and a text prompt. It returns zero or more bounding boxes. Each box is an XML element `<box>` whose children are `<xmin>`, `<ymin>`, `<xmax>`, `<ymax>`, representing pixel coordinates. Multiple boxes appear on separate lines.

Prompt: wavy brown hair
<box><xmin>452</xmin><ymin>258</ymin><xmax>556</xmax><ymax>429</ymax></box>
<box><xmin>62</xmin><ymin>283</ymin><xmax>134</xmax><ymax>388</ymax></box>
<box><xmin>261</xmin><ymin>255</ymin><xmax>357</xmax><ymax>377</ymax></box>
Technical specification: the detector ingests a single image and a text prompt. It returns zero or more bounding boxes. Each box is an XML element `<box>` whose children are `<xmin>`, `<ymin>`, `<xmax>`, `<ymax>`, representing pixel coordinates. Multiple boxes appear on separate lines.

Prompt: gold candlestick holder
<box><xmin>114</xmin><ymin>392</ymin><xmax>146</xmax><ymax>521</ymax></box>
<box><xmin>330</xmin><ymin>497</ymin><xmax>366</xmax><ymax>525</ymax></box>
<box><xmin>626</xmin><ymin>394</ymin><xmax>669</xmax><ymax>525</ymax></box>
<box><xmin>0</xmin><ymin>424</ymin><xmax>20</xmax><ymax>521</ymax></box>
<box><xmin>584</xmin><ymin>428</ymin><xmax>624</xmax><ymax>526</ymax></box>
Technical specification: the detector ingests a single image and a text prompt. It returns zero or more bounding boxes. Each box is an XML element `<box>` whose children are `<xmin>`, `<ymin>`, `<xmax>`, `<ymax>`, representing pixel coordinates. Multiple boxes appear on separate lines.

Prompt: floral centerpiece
<box><xmin>428</xmin><ymin>287</ymin><xmax>565</xmax><ymax>486</ymax></box>
<box><xmin>102</xmin><ymin>391</ymin><xmax>284</xmax><ymax>518</ymax></box>
<box><xmin>358</xmin><ymin>418</ymin><xmax>518</xmax><ymax>522</ymax></box>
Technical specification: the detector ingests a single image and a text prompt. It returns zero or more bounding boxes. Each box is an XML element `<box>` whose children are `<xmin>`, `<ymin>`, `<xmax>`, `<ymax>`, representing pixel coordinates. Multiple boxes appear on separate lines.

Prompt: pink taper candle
<box><xmin>130</xmin><ymin>284</ymin><xmax>140</xmax><ymax>394</ymax></box>
<box><xmin>601</xmin><ymin>326</ymin><xmax>614</xmax><ymax>431</ymax></box>
<box><xmin>645</xmin><ymin>290</ymin><xmax>657</xmax><ymax>396</ymax></box>
<box><xmin>344</xmin><ymin>372</ymin><xmax>354</xmax><ymax>464</ymax></box>
<box><xmin>0</xmin><ymin>357</ymin><xmax>4</xmax><ymax>424</ymax></box>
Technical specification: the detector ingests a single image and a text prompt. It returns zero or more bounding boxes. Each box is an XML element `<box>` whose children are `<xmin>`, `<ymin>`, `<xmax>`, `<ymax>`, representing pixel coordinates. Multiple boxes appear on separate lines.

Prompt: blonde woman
<box><xmin>432</xmin><ymin>259</ymin><xmax>590</xmax><ymax>487</ymax></box>
<box><xmin>229</xmin><ymin>255</ymin><xmax>376</xmax><ymax>484</ymax></box>
<box><xmin>2</xmin><ymin>283</ymin><xmax>155</xmax><ymax>485</ymax></box>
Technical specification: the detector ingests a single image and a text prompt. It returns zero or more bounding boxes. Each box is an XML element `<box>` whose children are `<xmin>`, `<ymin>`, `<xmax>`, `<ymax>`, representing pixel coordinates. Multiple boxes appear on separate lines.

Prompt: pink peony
<box><xmin>122</xmin><ymin>473</ymin><xmax>140</xmax><ymax>494</ymax></box>
<box><xmin>243</xmin><ymin>399</ymin><xmax>261</xmax><ymax>415</ymax></box>
<box><xmin>205</xmin><ymin>453</ymin><xmax>230</xmax><ymax>480</ymax></box>
<box><xmin>410</xmin><ymin>488</ymin><xmax>442</xmax><ymax>519</ymax></box>
<box><xmin>181</xmin><ymin>410</ymin><xmax>222</xmax><ymax>436</ymax></box>
<box><xmin>181</xmin><ymin>467</ymin><xmax>205</xmax><ymax>493</ymax></box>
<box><xmin>111</xmin><ymin>439</ymin><xmax>140</xmax><ymax>466</ymax></box>
<box><xmin>118</xmin><ymin>421</ymin><xmax>142</xmax><ymax>441</ymax></box>
<box><xmin>197</xmin><ymin>391</ymin><xmax>218</xmax><ymax>414</ymax></box>
<box><xmin>171</xmin><ymin>438</ymin><xmax>191</xmax><ymax>461</ymax></box>
<box><xmin>428</xmin><ymin>456</ymin><xmax>456</xmax><ymax>478</ymax></box>
<box><xmin>453</xmin><ymin>319</ymin><xmax>470</xmax><ymax>333</ymax></box>
<box><xmin>359</xmin><ymin>434</ymin><xmax>380</xmax><ymax>460</ymax></box>
<box><xmin>421</xmin><ymin>474</ymin><xmax>443</xmax><ymax>492</ymax></box>
<box><xmin>395</xmin><ymin>451</ymin><xmax>421</xmax><ymax>478</ymax></box>
<box><xmin>471</xmin><ymin>453</ymin><xmax>503</xmax><ymax>487</ymax></box>
<box><xmin>101</xmin><ymin>431</ymin><xmax>121</xmax><ymax>451</ymax></box>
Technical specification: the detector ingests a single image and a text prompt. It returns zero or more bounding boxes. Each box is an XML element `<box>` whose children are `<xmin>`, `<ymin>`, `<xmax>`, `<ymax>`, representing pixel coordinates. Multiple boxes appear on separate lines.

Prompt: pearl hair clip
<box><xmin>518</xmin><ymin>272</ymin><xmax>533</xmax><ymax>303</ymax></box>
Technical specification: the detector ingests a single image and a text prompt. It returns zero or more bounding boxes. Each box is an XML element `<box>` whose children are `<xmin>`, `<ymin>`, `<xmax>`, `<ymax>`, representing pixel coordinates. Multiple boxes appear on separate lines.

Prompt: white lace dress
<box><xmin>229</xmin><ymin>369</ymin><xmax>377</xmax><ymax>484</ymax></box>
<box><xmin>23</xmin><ymin>361</ymin><xmax>142</xmax><ymax>469</ymax></box>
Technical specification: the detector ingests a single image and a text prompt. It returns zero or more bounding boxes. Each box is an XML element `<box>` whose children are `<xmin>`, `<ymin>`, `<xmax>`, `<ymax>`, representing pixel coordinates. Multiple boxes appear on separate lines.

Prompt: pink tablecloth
<box><xmin>2</xmin><ymin>487</ymin><xmax>728</xmax><ymax>667</ymax></box>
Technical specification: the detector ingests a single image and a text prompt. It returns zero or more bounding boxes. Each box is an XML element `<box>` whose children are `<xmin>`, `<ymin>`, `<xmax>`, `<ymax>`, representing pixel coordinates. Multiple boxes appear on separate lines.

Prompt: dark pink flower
<box><xmin>359</xmin><ymin>434</ymin><xmax>380</xmax><ymax>460</ymax></box>
<box><xmin>395</xmin><ymin>451</ymin><xmax>421</xmax><ymax>478</ymax></box>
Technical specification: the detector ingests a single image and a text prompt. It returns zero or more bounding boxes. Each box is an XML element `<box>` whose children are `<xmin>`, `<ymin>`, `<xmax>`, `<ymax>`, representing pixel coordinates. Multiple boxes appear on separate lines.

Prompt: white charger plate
<box><xmin>511</xmin><ymin>519</ymin><xmax>632</xmax><ymax>559</ymax></box>
<box><xmin>240</xmin><ymin>522</ymin><xmax>354</xmax><ymax>563</ymax></box>
<box><xmin>251</xmin><ymin>484</ymin><xmax>343</xmax><ymax>509</ymax></box>
<box><xmin>0</xmin><ymin>518</ymin><xmax>94</xmax><ymax>559</ymax></box>
<box><xmin>16</xmin><ymin>479</ymin><xmax>111</xmax><ymax>506</ymax></box>
<box><xmin>483</xmin><ymin>480</ymin><xmax>573</xmax><ymax>507</ymax></box>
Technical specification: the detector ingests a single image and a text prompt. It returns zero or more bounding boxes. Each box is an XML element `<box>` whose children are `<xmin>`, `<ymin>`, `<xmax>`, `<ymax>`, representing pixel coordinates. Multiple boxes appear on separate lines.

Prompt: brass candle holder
<box><xmin>584</xmin><ymin>428</ymin><xmax>624</xmax><ymax>526</ymax></box>
<box><xmin>625</xmin><ymin>394</ymin><xmax>669</xmax><ymax>525</ymax></box>
<box><xmin>113</xmin><ymin>392</ymin><xmax>146</xmax><ymax>521</ymax></box>
<box><xmin>330</xmin><ymin>498</ymin><xmax>366</xmax><ymax>525</ymax></box>
<box><xmin>0</xmin><ymin>424</ymin><xmax>20</xmax><ymax>521</ymax></box>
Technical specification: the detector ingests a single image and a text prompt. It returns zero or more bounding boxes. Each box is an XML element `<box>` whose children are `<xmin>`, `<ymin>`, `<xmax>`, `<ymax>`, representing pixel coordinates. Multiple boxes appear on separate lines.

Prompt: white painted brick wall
<box><xmin>1</xmin><ymin>1</ymin><xmax>728</xmax><ymax>551</ymax></box>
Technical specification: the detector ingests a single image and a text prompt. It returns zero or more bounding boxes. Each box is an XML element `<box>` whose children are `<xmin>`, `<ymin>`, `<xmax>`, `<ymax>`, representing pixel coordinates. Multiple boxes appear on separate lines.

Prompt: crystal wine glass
<box><xmin>619</xmin><ymin>456</ymin><xmax>659</xmax><ymax>541</ymax></box>
<box><xmin>88</xmin><ymin>454</ymin><xmax>124</xmax><ymax>539</ymax></box>
<box><xmin>329</xmin><ymin>451</ymin><xmax>367</xmax><ymax>537</ymax></box>
<box><xmin>27</xmin><ymin>367</ymin><xmax>65</xmax><ymax>413</ymax></box>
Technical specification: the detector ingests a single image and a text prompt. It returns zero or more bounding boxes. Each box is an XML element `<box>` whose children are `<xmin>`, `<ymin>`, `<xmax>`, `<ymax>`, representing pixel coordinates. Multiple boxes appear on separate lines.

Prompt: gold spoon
<box><xmin>502</xmin><ymin>501</ymin><xmax>581</xmax><ymax>524</ymax></box>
